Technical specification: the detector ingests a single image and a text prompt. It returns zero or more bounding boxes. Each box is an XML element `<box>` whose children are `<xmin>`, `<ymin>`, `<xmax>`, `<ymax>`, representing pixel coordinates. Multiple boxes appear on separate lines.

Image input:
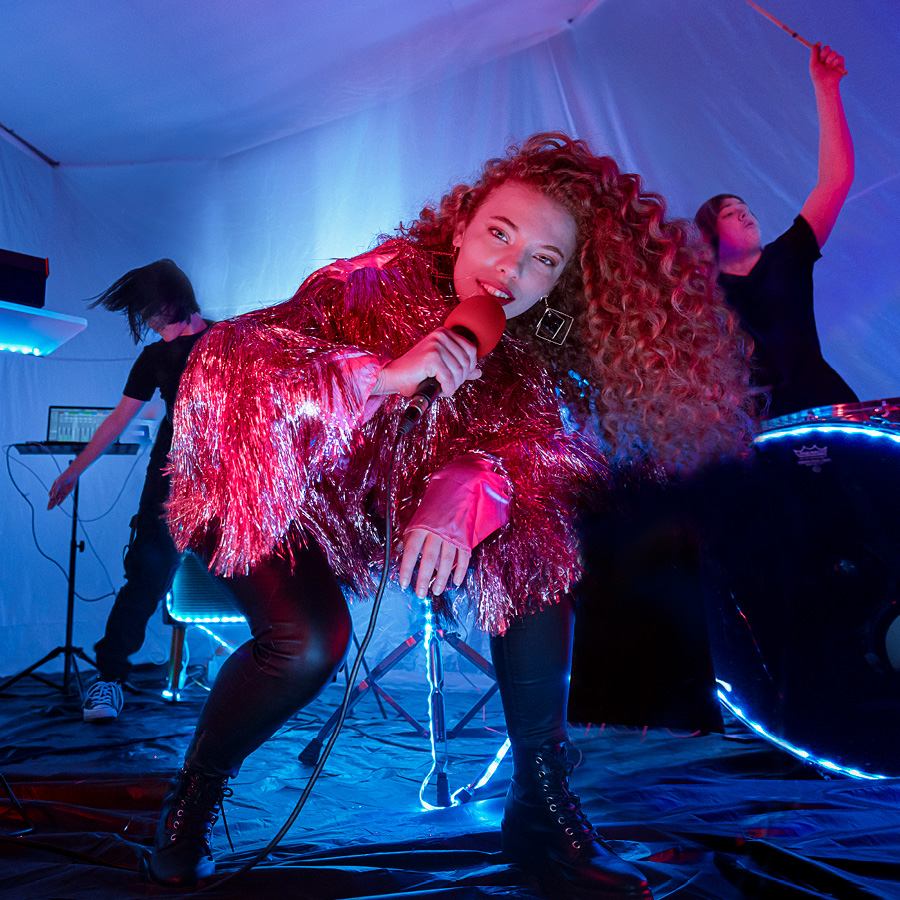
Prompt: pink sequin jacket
<box><xmin>167</xmin><ymin>239</ymin><xmax>602</xmax><ymax>634</ymax></box>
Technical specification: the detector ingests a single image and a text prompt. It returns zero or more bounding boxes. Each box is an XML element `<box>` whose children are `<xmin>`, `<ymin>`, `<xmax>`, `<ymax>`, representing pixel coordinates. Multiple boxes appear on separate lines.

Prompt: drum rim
<box><xmin>755</xmin><ymin>420</ymin><xmax>900</xmax><ymax>443</ymax></box>
<box><xmin>758</xmin><ymin>397</ymin><xmax>900</xmax><ymax>434</ymax></box>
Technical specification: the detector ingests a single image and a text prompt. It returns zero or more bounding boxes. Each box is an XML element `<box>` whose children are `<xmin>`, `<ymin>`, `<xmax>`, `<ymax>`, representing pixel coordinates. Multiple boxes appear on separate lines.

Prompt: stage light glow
<box><xmin>0</xmin><ymin>300</ymin><xmax>86</xmax><ymax>355</ymax></box>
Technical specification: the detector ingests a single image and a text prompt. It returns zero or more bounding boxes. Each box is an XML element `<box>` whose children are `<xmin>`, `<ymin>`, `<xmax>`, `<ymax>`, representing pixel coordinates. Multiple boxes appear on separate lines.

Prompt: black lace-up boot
<box><xmin>147</xmin><ymin>766</ymin><xmax>232</xmax><ymax>888</ymax></box>
<box><xmin>502</xmin><ymin>742</ymin><xmax>652</xmax><ymax>900</ymax></box>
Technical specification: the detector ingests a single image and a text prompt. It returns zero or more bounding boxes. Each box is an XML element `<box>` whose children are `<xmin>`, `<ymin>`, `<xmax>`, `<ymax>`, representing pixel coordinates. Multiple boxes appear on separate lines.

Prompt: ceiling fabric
<box><xmin>0</xmin><ymin>0</ymin><xmax>596</xmax><ymax>165</ymax></box>
<box><xmin>0</xmin><ymin>0</ymin><xmax>898</xmax><ymax>675</ymax></box>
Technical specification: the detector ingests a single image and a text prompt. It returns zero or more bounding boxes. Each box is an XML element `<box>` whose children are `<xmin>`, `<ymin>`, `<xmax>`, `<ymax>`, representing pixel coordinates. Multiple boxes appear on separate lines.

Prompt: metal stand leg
<box><xmin>0</xmin><ymin>772</ymin><xmax>34</xmax><ymax>836</ymax></box>
<box><xmin>165</xmin><ymin>624</ymin><xmax>188</xmax><ymax>701</ymax></box>
<box><xmin>0</xmin><ymin>478</ymin><xmax>98</xmax><ymax>702</ymax></box>
<box><xmin>299</xmin><ymin>630</ymin><xmax>429</xmax><ymax>765</ymax></box>
<box><xmin>298</xmin><ymin>627</ymin><xmax>498</xmax><ymax>773</ymax></box>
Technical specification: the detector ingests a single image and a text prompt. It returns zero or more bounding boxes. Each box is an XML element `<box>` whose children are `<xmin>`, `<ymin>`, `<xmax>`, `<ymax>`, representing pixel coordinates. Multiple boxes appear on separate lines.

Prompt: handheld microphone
<box><xmin>399</xmin><ymin>294</ymin><xmax>507</xmax><ymax>436</ymax></box>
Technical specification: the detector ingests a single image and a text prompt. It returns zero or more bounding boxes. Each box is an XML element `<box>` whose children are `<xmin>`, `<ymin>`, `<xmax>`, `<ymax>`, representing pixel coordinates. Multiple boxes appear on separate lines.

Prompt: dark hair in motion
<box><xmin>90</xmin><ymin>258</ymin><xmax>198</xmax><ymax>343</ymax></box>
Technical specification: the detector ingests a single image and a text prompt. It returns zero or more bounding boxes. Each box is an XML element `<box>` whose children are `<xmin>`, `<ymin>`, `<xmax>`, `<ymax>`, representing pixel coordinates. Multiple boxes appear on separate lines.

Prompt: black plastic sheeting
<box><xmin>2</xmin><ymin>664</ymin><xmax>900</xmax><ymax>899</ymax></box>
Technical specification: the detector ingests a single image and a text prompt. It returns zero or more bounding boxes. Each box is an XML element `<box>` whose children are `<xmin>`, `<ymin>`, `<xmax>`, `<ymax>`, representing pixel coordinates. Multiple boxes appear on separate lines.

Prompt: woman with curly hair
<box><xmin>408</xmin><ymin>137</ymin><xmax>750</xmax><ymax>473</ymax></box>
<box><xmin>148</xmin><ymin>133</ymin><xmax>749</xmax><ymax>899</ymax></box>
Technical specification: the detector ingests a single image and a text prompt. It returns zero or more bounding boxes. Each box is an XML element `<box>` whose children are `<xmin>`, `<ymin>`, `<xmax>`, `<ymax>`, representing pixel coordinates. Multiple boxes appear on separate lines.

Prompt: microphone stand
<box><xmin>298</xmin><ymin>622</ymin><xmax>499</xmax><ymax>768</ymax></box>
<box><xmin>0</xmin><ymin>453</ymin><xmax>99</xmax><ymax>700</ymax></box>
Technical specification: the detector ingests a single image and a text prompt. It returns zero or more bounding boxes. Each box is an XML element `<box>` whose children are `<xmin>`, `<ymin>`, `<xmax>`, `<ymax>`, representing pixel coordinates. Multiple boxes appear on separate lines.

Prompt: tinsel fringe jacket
<box><xmin>166</xmin><ymin>240</ymin><xmax>603</xmax><ymax>635</ymax></box>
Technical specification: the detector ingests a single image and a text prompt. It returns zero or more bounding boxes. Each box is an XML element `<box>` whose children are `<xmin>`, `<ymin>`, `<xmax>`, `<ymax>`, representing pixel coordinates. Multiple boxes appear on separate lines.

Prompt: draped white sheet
<box><xmin>1</xmin><ymin>0</ymin><xmax>898</xmax><ymax>675</ymax></box>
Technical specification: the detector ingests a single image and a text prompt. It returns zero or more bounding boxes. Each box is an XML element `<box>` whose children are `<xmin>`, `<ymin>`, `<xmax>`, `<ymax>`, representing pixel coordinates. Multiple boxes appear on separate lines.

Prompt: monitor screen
<box><xmin>47</xmin><ymin>406</ymin><xmax>114</xmax><ymax>443</ymax></box>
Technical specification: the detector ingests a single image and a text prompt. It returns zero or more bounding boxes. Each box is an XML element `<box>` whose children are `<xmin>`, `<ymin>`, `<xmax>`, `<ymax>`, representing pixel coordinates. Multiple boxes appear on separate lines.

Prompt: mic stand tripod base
<box><xmin>299</xmin><ymin>626</ymin><xmax>500</xmax><ymax>809</ymax></box>
<box><xmin>0</xmin><ymin>472</ymin><xmax>99</xmax><ymax>702</ymax></box>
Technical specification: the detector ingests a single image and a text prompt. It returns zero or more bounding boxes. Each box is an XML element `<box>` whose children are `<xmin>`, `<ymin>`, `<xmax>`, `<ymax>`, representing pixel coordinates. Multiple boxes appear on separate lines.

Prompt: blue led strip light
<box><xmin>419</xmin><ymin>598</ymin><xmax>444</xmax><ymax>811</ymax></box>
<box><xmin>164</xmin><ymin>590</ymin><xmax>246</xmax><ymax>624</ymax></box>
<box><xmin>756</xmin><ymin>422</ymin><xmax>900</xmax><ymax>446</ymax></box>
<box><xmin>194</xmin><ymin>623</ymin><xmax>238</xmax><ymax>653</ymax></box>
<box><xmin>161</xmin><ymin>624</ymin><xmax>239</xmax><ymax>700</ymax></box>
<box><xmin>716</xmin><ymin>682</ymin><xmax>889</xmax><ymax>781</ymax></box>
<box><xmin>418</xmin><ymin>596</ymin><xmax>510</xmax><ymax>809</ymax></box>
<box><xmin>451</xmin><ymin>738</ymin><xmax>511</xmax><ymax>805</ymax></box>
<box><xmin>0</xmin><ymin>343</ymin><xmax>42</xmax><ymax>355</ymax></box>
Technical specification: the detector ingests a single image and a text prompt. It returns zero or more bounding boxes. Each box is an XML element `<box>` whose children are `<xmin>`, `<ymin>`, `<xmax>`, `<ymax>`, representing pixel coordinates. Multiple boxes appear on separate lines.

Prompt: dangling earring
<box><xmin>535</xmin><ymin>296</ymin><xmax>574</xmax><ymax>345</ymax></box>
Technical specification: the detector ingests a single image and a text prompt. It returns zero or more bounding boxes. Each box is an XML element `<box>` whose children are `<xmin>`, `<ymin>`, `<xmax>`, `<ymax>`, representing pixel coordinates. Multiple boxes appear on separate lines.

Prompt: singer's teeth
<box><xmin>482</xmin><ymin>284</ymin><xmax>511</xmax><ymax>300</ymax></box>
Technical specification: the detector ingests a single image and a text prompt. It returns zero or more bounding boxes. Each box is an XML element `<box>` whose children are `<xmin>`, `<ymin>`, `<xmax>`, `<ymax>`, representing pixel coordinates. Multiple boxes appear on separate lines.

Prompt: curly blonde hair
<box><xmin>402</xmin><ymin>133</ymin><xmax>752</xmax><ymax>473</ymax></box>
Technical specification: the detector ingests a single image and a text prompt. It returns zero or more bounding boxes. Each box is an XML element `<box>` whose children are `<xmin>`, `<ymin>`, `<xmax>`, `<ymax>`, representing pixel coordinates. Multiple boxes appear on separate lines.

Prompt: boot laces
<box><xmin>535</xmin><ymin>749</ymin><xmax>596</xmax><ymax>852</ymax></box>
<box><xmin>167</xmin><ymin>771</ymin><xmax>232</xmax><ymax>850</ymax></box>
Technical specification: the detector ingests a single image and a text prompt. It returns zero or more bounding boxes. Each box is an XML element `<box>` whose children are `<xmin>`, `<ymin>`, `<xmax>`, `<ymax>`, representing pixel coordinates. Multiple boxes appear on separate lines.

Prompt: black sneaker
<box><xmin>82</xmin><ymin>679</ymin><xmax>124</xmax><ymax>722</ymax></box>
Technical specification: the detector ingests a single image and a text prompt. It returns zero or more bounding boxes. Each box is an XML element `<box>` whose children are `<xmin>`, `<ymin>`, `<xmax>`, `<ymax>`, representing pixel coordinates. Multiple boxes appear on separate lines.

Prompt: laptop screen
<box><xmin>46</xmin><ymin>406</ymin><xmax>114</xmax><ymax>443</ymax></box>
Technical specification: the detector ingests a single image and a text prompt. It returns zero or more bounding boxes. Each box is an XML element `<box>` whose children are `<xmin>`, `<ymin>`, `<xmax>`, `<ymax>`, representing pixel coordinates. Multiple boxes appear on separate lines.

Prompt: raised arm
<box><xmin>799</xmin><ymin>43</ymin><xmax>855</xmax><ymax>248</ymax></box>
<box><xmin>47</xmin><ymin>395</ymin><xmax>145</xmax><ymax>508</ymax></box>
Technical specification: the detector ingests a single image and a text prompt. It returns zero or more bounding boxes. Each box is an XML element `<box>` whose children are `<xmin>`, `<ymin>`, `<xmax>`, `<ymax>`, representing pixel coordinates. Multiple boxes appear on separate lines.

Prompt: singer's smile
<box><xmin>478</xmin><ymin>281</ymin><xmax>512</xmax><ymax>302</ymax></box>
<box><xmin>451</xmin><ymin>180</ymin><xmax>577</xmax><ymax>321</ymax></box>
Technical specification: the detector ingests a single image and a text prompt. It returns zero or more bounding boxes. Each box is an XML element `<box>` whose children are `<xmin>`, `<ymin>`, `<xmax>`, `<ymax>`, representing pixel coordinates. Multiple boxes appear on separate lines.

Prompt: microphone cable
<box><xmin>192</xmin><ymin>419</ymin><xmax>408</xmax><ymax>891</ymax></box>
<box><xmin>197</xmin><ymin>296</ymin><xmax>507</xmax><ymax>886</ymax></box>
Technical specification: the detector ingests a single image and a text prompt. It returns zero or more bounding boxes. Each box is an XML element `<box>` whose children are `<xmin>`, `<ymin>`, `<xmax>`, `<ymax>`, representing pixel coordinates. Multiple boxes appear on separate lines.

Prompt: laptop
<box><xmin>47</xmin><ymin>406</ymin><xmax>113</xmax><ymax>444</ymax></box>
<box><xmin>14</xmin><ymin>406</ymin><xmax>140</xmax><ymax>455</ymax></box>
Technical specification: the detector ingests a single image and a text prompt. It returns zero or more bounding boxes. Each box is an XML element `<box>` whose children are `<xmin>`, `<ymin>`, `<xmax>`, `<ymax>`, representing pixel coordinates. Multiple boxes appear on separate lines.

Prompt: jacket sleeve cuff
<box><xmin>404</xmin><ymin>452</ymin><xmax>511</xmax><ymax>552</ymax></box>
<box><xmin>336</xmin><ymin>351</ymin><xmax>387</xmax><ymax>424</ymax></box>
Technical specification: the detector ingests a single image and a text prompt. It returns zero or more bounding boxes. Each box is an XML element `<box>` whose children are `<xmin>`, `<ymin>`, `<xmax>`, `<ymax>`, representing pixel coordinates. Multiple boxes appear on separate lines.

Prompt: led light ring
<box><xmin>716</xmin><ymin>682</ymin><xmax>889</xmax><ymax>780</ymax></box>
<box><xmin>755</xmin><ymin>421</ymin><xmax>900</xmax><ymax>446</ymax></box>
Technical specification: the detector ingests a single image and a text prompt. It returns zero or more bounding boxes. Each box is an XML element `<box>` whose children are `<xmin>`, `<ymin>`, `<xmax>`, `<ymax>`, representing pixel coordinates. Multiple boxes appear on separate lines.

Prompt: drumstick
<box><xmin>745</xmin><ymin>0</ymin><xmax>813</xmax><ymax>49</ymax></box>
<box><xmin>744</xmin><ymin>0</ymin><xmax>846</xmax><ymax>75</ymax></box>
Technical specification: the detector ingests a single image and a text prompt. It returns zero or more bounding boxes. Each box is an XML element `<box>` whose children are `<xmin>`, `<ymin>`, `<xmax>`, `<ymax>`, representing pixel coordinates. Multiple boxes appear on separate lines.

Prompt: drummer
<box><xmin>694</xmin><ymin>41</ymin><xmax>858</xmax><ymax>420</ymax></box>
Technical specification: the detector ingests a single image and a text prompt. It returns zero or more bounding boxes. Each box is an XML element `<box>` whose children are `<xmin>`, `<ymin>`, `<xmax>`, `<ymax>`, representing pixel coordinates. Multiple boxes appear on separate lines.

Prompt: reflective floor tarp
<box><xmin>2</xmin><ymin>663</ymin><xmax>900</xmax><ymax>899</ymax></box>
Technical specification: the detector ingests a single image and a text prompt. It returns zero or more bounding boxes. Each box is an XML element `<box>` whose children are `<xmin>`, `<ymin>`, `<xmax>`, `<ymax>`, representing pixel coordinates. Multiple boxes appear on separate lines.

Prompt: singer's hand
<box><xmin>373</xmin><ymin>327</ymin><xmax>481</xmax><ymax>398</ymax></box>
<box><xmin>399</xmin><ymin>528</ymin><xmax>471</xmax><ymax>599</ymax></box>
<box><xmin>48</xmin><ymin>466</ymin><xmax>80</xmax><ymax>509</ymax></box>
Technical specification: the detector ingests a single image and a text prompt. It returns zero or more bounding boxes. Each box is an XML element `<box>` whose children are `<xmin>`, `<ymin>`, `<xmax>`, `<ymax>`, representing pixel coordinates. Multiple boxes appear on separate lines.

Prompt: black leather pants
<box><xmin>184</xmin><ymin>537</ymin><xmax>353</xmax><ymax>777</ymax></box>
<box><xmin>489</xmin><ymin>597</ymin><xmax>574</xmax><ymax>768</ymax></box>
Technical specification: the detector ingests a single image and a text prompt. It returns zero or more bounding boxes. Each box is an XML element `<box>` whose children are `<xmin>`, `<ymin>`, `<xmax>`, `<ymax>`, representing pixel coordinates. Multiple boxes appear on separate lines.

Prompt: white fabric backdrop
<box><xmin>1</xmin><ymin>0</ymin><xmax>898</xmax><ymax>676</ymax></box>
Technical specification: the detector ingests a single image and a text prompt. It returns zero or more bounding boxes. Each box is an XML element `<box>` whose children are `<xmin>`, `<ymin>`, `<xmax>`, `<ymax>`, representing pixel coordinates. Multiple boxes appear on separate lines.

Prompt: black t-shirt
<box><xmin>123</xmin><ymin>321</ymin><xmax>213</xmax><ymax>424</ymax></box>
<box><xmin>718</xmin><ymin>216</ymin><xmax>857</xmax><ymax>418</ymax></box>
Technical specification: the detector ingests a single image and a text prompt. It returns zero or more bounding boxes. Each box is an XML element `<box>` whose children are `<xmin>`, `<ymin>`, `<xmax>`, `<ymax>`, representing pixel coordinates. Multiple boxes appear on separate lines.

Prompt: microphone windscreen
<box><xmin>445</xmin><ymin>294</ymin><xmax>507</xmax><ymax>357</ymax></box>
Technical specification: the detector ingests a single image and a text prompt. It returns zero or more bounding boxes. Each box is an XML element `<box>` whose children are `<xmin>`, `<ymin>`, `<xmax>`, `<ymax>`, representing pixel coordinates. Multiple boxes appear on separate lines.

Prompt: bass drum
<box><xmin>703</xmin><ymin>403</ymin><xmax>900</xmax><ymax>777</ymax></box>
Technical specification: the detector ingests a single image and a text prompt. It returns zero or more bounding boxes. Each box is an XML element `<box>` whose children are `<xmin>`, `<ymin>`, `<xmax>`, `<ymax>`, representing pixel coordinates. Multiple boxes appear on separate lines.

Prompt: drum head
<box><xmin>702</xmin><ymin>422</ymin><xmax>900</xmax><ymax>776</ymax></box>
